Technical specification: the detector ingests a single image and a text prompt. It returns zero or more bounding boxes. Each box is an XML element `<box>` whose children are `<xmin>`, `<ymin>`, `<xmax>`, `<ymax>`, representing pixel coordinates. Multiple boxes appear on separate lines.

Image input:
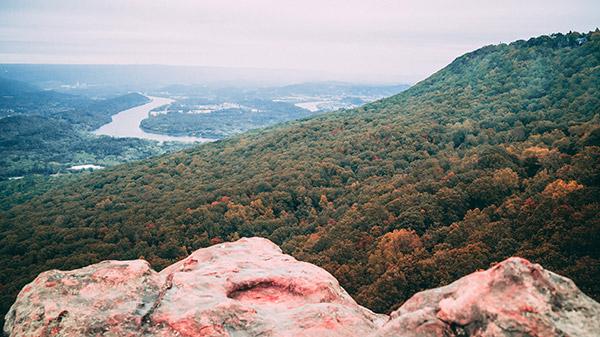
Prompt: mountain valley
<box><xmin>1</xmin><ymin>31</ymin><xmax>599</xmax><ymax>332</ymax></box>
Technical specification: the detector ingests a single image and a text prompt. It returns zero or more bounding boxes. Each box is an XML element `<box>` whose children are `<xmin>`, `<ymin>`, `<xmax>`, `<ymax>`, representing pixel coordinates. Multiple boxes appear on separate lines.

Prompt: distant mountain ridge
<box><xmin>0</xmin><ymin>77</ymin><xmax>39</xmax><ymax>96</ymax></box>
<box><xmin>0</xmin><ymin>79</ymin><xmax>149</xmax><ymax>129</ymax></box>
<box><xmin>0</xmin><ymin>64</ymin><xmax>401</xmax><ymax>90</ymax></box>
<box><xmin>0</xmin><ymin>30</ymin><xmax>599</xmax><ymax>329</ymax></box>
<box><xmin>262</xmin><ymin>81</ymin><xmax>410</xmax><ymax>97</ymax></box>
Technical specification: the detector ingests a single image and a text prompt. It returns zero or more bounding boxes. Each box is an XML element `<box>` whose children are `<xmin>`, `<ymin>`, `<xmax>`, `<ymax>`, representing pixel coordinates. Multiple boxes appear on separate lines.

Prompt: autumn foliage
<box><xmin>1</xmin><ymin>31</ymin><xmax>599</xmax><ymax>326</ymax></box>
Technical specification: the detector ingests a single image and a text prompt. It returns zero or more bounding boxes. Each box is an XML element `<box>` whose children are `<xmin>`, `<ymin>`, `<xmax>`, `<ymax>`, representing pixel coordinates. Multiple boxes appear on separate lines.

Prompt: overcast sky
<box><xmin>0</xmin><ymin>0</ymin><xmax>599</xmax><ymax>83</ymax></box>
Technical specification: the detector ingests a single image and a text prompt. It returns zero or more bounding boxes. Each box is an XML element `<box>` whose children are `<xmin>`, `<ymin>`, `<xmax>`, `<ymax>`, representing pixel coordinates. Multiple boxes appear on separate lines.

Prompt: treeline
<box><xmin>0</xmin><ymin>31</ymin><xmax>599</xmax><ymax>326</ymax></box>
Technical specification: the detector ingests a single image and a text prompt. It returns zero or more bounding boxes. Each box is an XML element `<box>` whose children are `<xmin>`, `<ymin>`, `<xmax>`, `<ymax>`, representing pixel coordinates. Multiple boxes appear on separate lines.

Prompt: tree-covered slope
<box><xmin>0</xmin><ymin>86</ymin><xmax>149</xmax><ymax>129</ymax></box>
<box><xmin>0</xmin><ymin>115</ymin><xmax>184</xmax><ymax>179</ymax></box>
<box><xmin>1</xmin><ymin>31</ymin><xmax>599</xmax><ymax>325</ymax></box>
<box><xmin>0</xmin><ymin>85</ymin><xmax>186</xmax><ymax>178</ymax></box>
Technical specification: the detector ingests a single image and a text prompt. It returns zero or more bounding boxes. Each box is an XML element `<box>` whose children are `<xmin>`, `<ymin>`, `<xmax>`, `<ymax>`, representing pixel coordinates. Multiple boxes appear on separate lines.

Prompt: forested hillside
<box><xmin>0</xmin><ymin>82</ymin><xmax>187</xmax><ymax>178</ymax></box>
<box><xmin>1</xmin><ymin>31</ymin><xmax>599</xmax><ymax>325</ymax></box>
<box><xmin>0</xmin><ymin>115</ymin><xmax>184</xmax><ymax>179</ymax></box>
<box><xmin>0</xmin><ymin>82</ymin><xmax>150</xmax><ymax>130</ymax></box>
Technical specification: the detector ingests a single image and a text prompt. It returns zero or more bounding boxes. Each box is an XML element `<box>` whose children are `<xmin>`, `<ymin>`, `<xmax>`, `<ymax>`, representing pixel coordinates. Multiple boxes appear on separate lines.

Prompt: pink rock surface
<box><xmin>4</xmin><ymin>238</ymin><xmax>600</xmax><ymax>337</ymax></box>
<box><xmin>4</xmin><ymin>237</ymin><xmax>385</xmax><ymax>337</ymax></box>
<box><xmin>373</xmin><ymin>257</ymin><xmax>600</xmax><ymax>337</ymax></box>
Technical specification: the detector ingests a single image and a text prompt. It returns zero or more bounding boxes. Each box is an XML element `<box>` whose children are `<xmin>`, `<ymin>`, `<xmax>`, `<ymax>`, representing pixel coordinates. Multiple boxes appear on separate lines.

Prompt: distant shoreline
<box><xmin>93</xmin><ymin>95</ymin><xmax>215</xmax><ymax>143</ymax></box>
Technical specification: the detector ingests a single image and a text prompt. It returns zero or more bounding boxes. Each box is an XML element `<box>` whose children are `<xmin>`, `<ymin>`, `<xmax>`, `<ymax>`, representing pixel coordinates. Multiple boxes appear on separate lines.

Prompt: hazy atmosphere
<box><xmin>2</xmin><ymin>1</ymin><xmax>600</xmax><ymax>335</ymax></box>
<box><xmin>1</xmin><ymin>0</ymin><xmax>599</xmax><ymax>83</ymax></box>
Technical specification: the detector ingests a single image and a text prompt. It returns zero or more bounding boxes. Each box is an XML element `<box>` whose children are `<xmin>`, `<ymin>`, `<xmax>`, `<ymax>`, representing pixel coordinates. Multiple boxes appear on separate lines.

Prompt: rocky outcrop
<box><xmin>4</xmin><ymin>237</ymin><xmax>600</xmax><ymax>337</ymax></box>
<box><xmin>3</xmin><ymin>238</ymin><xmax>385</xmax><ymax>337</ymax></box>
<box><xmin>373</xmin><ymin>257</ymin><xmax>600</xmax><ymax>337</ymax></box>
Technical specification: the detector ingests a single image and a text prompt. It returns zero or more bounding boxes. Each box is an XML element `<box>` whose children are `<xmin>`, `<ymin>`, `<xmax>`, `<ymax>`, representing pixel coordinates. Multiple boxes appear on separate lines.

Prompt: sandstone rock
<box><xmin>4</xmin><ymin>237</ymin><xmax>386</xmax><ymax>337</ymax></box>
<box><xmin>373</xmin><ymin>257</ymin><xmax>600</xmax><ymax>337</ymax></box>
<box><xmin>4</xmin><ymin>259</ymin><xmax>163</xmax><ymax>337</ymax></box>
<box><xmin>4</xmin><ymin>238</ymin><xmax>600</xmax><ymax>337</ymax></box>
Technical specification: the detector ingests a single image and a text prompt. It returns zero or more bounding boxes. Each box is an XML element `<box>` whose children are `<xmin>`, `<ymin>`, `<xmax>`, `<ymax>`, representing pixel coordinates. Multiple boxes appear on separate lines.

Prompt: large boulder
<box><xmin>4</xmin><ymin>260</ymin><xmax>163</xmax><ymax>336</ymax></box>
<box><xmin>4</xmin><ymin>238</ymin><xmax>600</xmax><ymax>337</ymax></box>
<box><xmin>4</xmin><ymin>237</ymin><xmax>385</xmax><ymax>337</ymax></box>
<box><xmin>373</xmin><ymin>257</ymin><xmax>600</xmax><ymax>337</ymax></box>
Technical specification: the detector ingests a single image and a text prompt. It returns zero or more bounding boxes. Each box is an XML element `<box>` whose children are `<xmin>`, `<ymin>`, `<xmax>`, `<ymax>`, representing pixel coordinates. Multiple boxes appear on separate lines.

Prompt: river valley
<box><xmin>93</xmin><ymin>95</ymin><xmax>214</xmax><ymax>143</ymax></box>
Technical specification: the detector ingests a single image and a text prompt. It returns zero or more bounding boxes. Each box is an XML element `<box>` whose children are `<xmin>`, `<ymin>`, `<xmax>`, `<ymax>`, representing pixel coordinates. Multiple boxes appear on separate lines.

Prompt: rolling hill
<box><xmin>0</xmin><ymin>83</ymin><xmax>150</xmax><ymax>130</ymax></box>
<box><xmin>0</xmin><ymin>80</ymin><xmax>188</xmax><ymax>178</ymax></box>
<box><xmin>1</xmin><ymin>30</ymin><xmax>599</xmax><ymax>326</ymax></box>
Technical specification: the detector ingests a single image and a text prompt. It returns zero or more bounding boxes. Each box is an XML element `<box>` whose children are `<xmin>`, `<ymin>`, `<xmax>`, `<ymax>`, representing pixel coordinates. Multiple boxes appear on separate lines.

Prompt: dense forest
<box><xmin>0</xmin><ymin>83</ymin><xmax>187</xmax><ymax>178</ymax></box>
<box><xmin>0</xmin><ymin>81</ymin><xmax>150</xmax><ymax>129</ymax></box>
<box><xmin>0</xmin><ymin>115</ymin><xmax>185</xmax><ymax>179</ymax></box>
<box><xmin>141</xmin><ymin>99</ymin><xmax>314</xmax><ymax>139</ymax></box>
<box><xmin>1</xmin><ymin>31</ymin><xmax>599</xmax><ymax>327</ymax></box>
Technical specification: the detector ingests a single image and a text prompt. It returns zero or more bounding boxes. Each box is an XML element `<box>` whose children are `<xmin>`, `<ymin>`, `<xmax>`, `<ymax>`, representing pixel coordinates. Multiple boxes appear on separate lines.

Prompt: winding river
<box><xmin>93</xmin><ymin>95</ymin><xmax>213</xmax><ymax>143</ymax></box>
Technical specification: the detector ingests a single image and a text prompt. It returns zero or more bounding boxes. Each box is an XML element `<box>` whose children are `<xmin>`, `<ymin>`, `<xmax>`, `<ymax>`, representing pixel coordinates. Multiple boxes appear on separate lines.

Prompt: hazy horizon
<box><xmin>1</xmin><ymin>0</ymin><xmax>599</xmax><ymax>84</ymax></box>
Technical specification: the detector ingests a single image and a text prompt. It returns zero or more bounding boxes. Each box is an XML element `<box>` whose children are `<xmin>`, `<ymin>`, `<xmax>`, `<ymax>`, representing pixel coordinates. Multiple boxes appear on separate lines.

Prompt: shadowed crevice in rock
<box><xmin>45</xmin><ymin>310</ymin><xmax>68</xmax><ymax>336</ymax></box>
<box><xmin>141</xmin><ymin>273</ymin><xmax>174</xmax><ymax>327</ymax></box>
<box><xmin>4</xmin><ymin>238</ymin><xmax>600</xmax><ymax>337</ymax></box>
<box><xmin>227</xmin><ymin>279</ymin><xmax>306</xmax><ymax>302</ymax></box>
